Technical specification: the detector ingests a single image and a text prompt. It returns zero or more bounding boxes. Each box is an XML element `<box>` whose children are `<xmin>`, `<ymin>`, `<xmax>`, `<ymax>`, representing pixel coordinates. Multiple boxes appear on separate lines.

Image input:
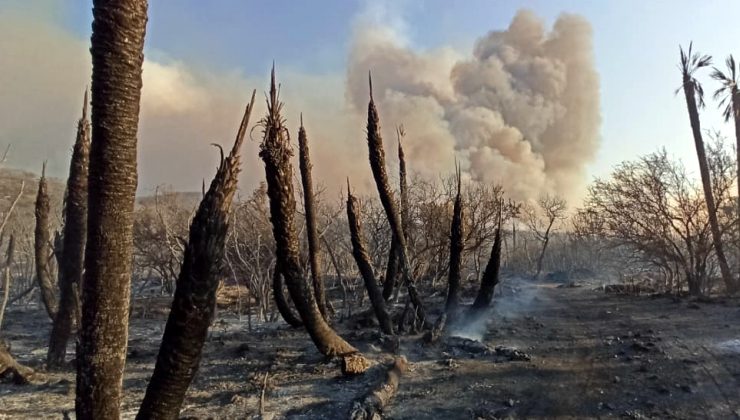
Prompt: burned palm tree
<box><xmin>259</xmin><ymin>66</ymin><xmax>358</xmax><ymax>357</ymax></box>
<box><xmin>470</xmin><ymin>215</ymin><xmax>502</xmax><ymax>316</ymax></box>
<box><xmin>297</xmin><ymin>116</ymin><xmax>329</xmax><ymax>318</ymax></box>
<box><xmin>48</xmin><ymin>89</ymin><xmax>90</xmax><ymax>368</ymax></box>
<box><xmin>273</xmin><ymin>265</ymin><xmax>303</xmax><ymax>327</ymax></box>
<box><xmin>383</xmin><ymin>127</ymin><xmax>407</xmax><ymax>301</ymax></box>
<box><xmin>137</xmin><ymin>92</ymin><xmax>256</xmax><ymax>420</ymax></box>
<box><xmin>366</xmin><ymin>74</ymin><xmax>426</xmax><ymax>325</ymax></box>
<box><xmin>76</xmin><ymin>1</ymin><xmax>148</xmax><ymax>418</ymax></box>
<box><xmin>445</xmin><ymin>164</ymin><xmax>463</xmax><ymax>314</ymax></box>
<box><xmin>711</xmin><ymin>55</ymin><xmax>740</xmax><ymax>246</ymax></box>
<box><xmin>347</xmin><ymin>180</ymin><xmax>394</xmax><ymax>335</ymax></box>
<box><xmin>34</xmin><ymin>162</ymin><xmax>57</xmax><ymax>320</ymax></box>
<box><xmin>677</xmin><ymin>43</ymin><xmax>735</xmax><ymax>294</ymax></box>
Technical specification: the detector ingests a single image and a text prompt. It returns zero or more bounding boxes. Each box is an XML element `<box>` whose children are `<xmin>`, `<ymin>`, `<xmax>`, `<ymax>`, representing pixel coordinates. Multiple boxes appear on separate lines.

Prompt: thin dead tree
<box><xmin>525</xmin><ymin>194</ymin><xmax>567</xmax><ymax>280</ymax></box>
<box><xmin>347</xmin><ymin>181</ymin><xmax>394</xmax><ymax>335</ymax></box>
<box><xmin>366</xmin><ymin>75</ymin><xmax>426</xmax><ymax>326</ymax></box>
<box><xmin>137</xmin><ymin>91</ymin><xmax>256</xmax><ymax>420</ymax></box>
<box><xmin>48</xmin><ymin>89</ymin><xmax>90</xmax><ymax>368</ymax></box>
<box><xmin>445</xmin><ymin>163</ymin><xmax>463</xmax><ymax>314</ymax></box>
<box><xmin>76</xmin><ymin>1</ymin><xmax>148</xmax><ymax>418</ymax></box>
<box><xmin>297</xmin><ymin>116</ymin><xmax>329</xmax><ymax>318</ymax></box>
<box><xmin>0</xmin><ymin>183</ymin><xmax>23</xmax><ymax>331</ymax></box>
<box><xmin>0</xmin><ymin>236</ymin><xmax>16</xmax><ymax>332</ymax></box>
<box><xmin>34</xmin><ymin>162</ymin><xmax>58</xmax><ymax>320</ymax></box>
<box><xmin>258</xmin><ymin>66</ymin><xmax>360</xmax><ymax>358</ymax></box>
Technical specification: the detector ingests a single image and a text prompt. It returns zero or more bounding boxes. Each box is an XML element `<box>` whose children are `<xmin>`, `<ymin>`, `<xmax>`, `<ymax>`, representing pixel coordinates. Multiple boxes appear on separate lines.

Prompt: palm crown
<box><xmin>677</xmin><ymin>42</ymin><xmax>713</xmax><ymax>108</ymax></box>
<box><xmin>711</xmin><ymin>55</ymin><xmax>739</xmax><ymax>121</ymax></box>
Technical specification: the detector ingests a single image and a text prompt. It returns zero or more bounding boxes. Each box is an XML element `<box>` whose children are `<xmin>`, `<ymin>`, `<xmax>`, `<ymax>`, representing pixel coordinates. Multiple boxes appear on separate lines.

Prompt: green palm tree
<box><xmin>678</xmin><ymin>43</ymin><xmax>736</xmax><ymax>294</ymax></box>
<box><xmin>711</xmin><ymin>55</ymin><xmax>740</xmax><ymax>248</ymax></box>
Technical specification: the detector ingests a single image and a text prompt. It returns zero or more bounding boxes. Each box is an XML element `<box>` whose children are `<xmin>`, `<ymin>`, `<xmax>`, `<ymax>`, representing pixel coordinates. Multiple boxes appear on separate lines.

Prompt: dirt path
<box><xmin>1</xmin><ymin>280</ymin><xmax>739</xmax><ymax>419</ymax></box>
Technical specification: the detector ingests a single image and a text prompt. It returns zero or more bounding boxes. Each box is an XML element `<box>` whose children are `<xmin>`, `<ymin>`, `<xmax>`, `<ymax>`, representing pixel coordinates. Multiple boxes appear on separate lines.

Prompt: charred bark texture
<box><xmin>272</xmin><ymin>264</ymin><xmax>303</xmax><ymax>328</ymax></box>
<box><xmin>445</xmin><ymin>167</ymin><xmax>463</xmax><ymax>313</ymax></box>
<box><xmin>366</xmin><ymin>75</ymin><xmax>426</xmax><ymax>326</ymax></box>
<box><xmin>471</xmin><ymin>224</ymin><xmax>502</xmax><ymax>313</ymax></box>
<box><xmin>137</xmin><ymin>92</ymin><xmax>255</xmax><ymax>420</ymax></box>
<box><xmin>347</xmin><ymin>183</ymin><xmax>394</xmax><ymax>335</ymax></box>
<box><xmin>35</xmin><ymin>164</ymin><xmax>57</xmax><ymax>320</ymax></box>
<box><xmin>297</xmin><ymin>119</ymin><xmax>328</xmax><ymax>319</ymax></box>
<box><xmin>48</xmin><ymin>90</ymin><xmax>90</xmax><ymax>369</ymax></box>
<box><xmin>76</xmin><ymin>1</ymin><xmax>148</xmax><ymax>418</ymax></box>
<box><xmin>259</xmin><ymin>67</ymin><xmax>358</xmax><ymax>357</ymax></box>
<box><xmin>382</xmin><ymin>239</ymin><xmax>399</xmax><ymax>301</ymax></box>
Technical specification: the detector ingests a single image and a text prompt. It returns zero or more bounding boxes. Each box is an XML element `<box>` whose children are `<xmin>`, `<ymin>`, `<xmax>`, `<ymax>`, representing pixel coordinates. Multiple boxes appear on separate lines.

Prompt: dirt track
<box><xmin>2</xmin><ymin>279</ymin><xmax>740</xmax><ymax>419</ymax></box>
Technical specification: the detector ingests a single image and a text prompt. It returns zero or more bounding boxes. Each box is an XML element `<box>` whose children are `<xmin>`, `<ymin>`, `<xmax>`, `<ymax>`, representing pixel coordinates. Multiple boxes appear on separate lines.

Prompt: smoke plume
<box><xmin>347</xmin><ymin>10</ymin><xmax>601</xmax><ymax>202</ymax></box>
<box><xmin>1</xmin><ymin>6</ymin><xmax>599</xmax><ymax>202</ymax></box>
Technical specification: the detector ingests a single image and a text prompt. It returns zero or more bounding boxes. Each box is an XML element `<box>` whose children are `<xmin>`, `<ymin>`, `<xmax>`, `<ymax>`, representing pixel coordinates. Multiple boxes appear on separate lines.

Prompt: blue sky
<box><xmin>3</xmin><ymin>0</ymin><xmax>740</xmax><ymax>197</ymax></box>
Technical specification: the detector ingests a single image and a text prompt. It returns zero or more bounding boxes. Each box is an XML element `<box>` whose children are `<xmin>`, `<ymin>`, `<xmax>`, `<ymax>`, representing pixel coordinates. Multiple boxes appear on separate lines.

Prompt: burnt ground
<box><xmin>2</xmin><ymin>278</ymin><xmax>740</xmax><ymax>419</ymax></box>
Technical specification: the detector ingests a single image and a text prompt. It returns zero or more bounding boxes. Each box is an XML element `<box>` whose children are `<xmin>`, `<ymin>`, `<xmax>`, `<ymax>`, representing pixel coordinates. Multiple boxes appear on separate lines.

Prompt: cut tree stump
<box><xmin>342</xmin><ymin>353</ymin><xmax>371</xmax><ymax>376</ymax></box>
<box><xmin>349</xmin><ymin>356</ymin><xmax>409</xmax><ymax>419</ymax></box>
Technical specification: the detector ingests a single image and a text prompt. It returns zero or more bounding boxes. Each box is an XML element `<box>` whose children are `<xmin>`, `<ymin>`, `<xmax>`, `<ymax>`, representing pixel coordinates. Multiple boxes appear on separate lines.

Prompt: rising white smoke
<box><xmin>347</xmin><ymin>9</ymin><xmax>601</xmax><ymax>202</ymax></box>
<box><xmin>1</xmin><ymin>6</ymin><xmax>599</xmax><ymax>202</ymax></box>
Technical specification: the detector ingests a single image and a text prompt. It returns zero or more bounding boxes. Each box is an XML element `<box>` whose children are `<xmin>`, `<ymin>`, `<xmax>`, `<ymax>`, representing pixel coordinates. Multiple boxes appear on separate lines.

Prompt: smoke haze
<box><xmin>0</xmin><ymin>7</ymin><xmax>599</xmax><ymax>202</ymax></box>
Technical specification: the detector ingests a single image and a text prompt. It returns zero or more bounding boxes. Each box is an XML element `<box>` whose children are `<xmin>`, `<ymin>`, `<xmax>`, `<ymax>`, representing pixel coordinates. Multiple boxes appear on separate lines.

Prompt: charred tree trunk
<box><xmin>137</xmin><ymin>93</ymin><xmax>255</xmax><ymax>420</ymax></box>
<box><xmin>346</xmin><ymin>182</ymin><xmax>394</xmax><ymax>335</ymax></box>
<box><xmin>35</xmin><ymin>164</ymin><xmax>58</xmax><ymax>320</ymax></box>
<box><xmin>76</xmin><ymin>1</ymin><xmax>148</xmax><ymax>418</ymax></box>
<box><xmin>349</xmin><ymin>357</ymin><xmax>408</xmax><ymax>420</ymax></box>
<box><xmin>297</xmin><ymin>118</ymin><xmax>328</xmax><ymax>319</ymax></box>
<box><xmin>272</xmin><ymin>264</ymin><xmax>302</xmax><ymax>328</ymax></box>
<box><xmin>365</xmin><ymin>75</ymin><xmax>426</xmax><ymax>326</ymax></box>
<box><xmin>445</xmin><ymin>167</ymin><xmax>463</xmax><ymax>314</ymax></box>
<box><xmin>382</xmin><ymin>239</ymin><xmax>399</xmax><ymax>301</ymax></box>
<box><xmin>259</xmin><ymin>67</ymin><xmax>358</xmax><ymax>357</ymax></box>
<box><xmin>48</xmin><ymin>90</ymin><xmax>90</xmax><ymax>369</ymax></box>
<box><xmin>383</xmin><ymin>130</ymin><xmax>408</xmax><ymax>302</ymax></box>
<box><xmin>470</xmin><ymin>224</ymin><xmax>502</xmax><ymax>315</ymax></box>
<box><xmin>682</xmin><ymin>80</ymin><xmax>736</xmax><ymax>293</ymax></box>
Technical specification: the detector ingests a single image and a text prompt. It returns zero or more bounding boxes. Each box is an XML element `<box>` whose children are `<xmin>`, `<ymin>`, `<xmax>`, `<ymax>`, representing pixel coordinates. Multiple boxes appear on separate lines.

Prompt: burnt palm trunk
<box><xmin>297</xmin><ymin>118</ymin><xmax>328</xmax><ymax>319</ymax></box>
<box><xmin>470</xmin><ymin>224</ymin><xmax>502</xmax><ymax>314</ymax></box>
<box><xmin>347</xmin><ymin>182</ymin><xmax>394</xmax><ymax>335</ymax></box>
<box><xmin>365</xmin><ymin>75</ymin><xmax>426</xmax><ymax>325</ymax></box>
<box><xmin>76</xmin><ymin>1</ymin><xmax>148</xmax><ymax>418</ymax></box>
<box><xmin>732</xmin><ymin>91</ymin><xmax>740</xmax><ymax>266</ymax></box>
<box><xmin>137</xmin><ymin>93</ymin><xmax>255</xmax><ymax>420</ymax></box>
<box><xmin>35</xmin><ymin>164</ymin><xmax>58</xmax><ymax>320</ymax></box>
<box><xmin>382</xmin><ymin>239</ymin><xmax>399</xmax><ymax>301</ymax></box>
<box><xmin>383</xmin><ymin>131</ymin><xmax>408</xmax><ymax>301</ymax></box>
<box><xmin>445</xmin><ymin>168</ymin><xmax>463</xmax><ymax>313</ymax></box>
<box><xmin>682</xmin><ymin>81</ymin><xmax>736</xmax><ymax>293</ymax></box>
<box><xmin>273</xmin><ymin>265</ymin><xmax>303</xmax><ymax>327</ymax></box>
<box><xmin>259</xmin><ymin>67</ymin><xmax>357</xmax><ymax>356</ymax></box>
<box><xmin>48</xmin><ymin>90</ymin><xmax>90</xmax><ymax>369</ymax></box>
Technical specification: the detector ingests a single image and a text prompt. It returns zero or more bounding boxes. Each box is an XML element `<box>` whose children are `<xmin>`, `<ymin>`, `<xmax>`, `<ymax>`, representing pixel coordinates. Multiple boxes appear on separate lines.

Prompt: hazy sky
<box><xmin>2</xmin><ymin>0</ymin><xmax>740</xmax><ymax>201</ymax></box>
